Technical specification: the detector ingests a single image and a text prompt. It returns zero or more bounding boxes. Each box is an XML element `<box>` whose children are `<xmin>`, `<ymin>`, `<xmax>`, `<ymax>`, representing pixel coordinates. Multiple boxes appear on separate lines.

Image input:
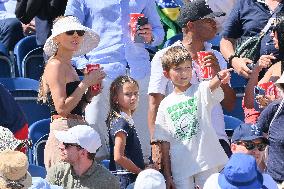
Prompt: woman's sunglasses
<box><xmin>65</xmin><ymin>30</ymin><xmax>85</xmax><ymax>37</ymax></box>
<box><xmin>236</xmin><ymin>141</ymin><xmax>267</xmax><ymax>151</ymax></box>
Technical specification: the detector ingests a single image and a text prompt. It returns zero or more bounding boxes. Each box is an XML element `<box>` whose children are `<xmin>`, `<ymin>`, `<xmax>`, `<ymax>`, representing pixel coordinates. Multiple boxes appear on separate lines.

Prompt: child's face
<box><xmin>165</xmin><ymin>60</ymin><xmax>192</xmax><ymax>89</ymax></box>
<box><xmin>116</xmin><ymin>82</ymin><xmax>139</xmax><ymax>114</ymax></box>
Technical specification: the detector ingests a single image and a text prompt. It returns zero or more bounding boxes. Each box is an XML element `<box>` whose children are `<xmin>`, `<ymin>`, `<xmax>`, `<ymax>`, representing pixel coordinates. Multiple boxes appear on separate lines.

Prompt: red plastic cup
<box><xmin>258</xmin><ymin>81</ymin><xmax>278</xmax><ymax>96</ymax></box>
<box><xmin>86</xmin><ymin>64</ymin><xmax>101</xmax><ymax>93</ymax></box>
<box><xmin>196</xmin><ymin>51</ymin><xmax>213</xmax><ymax>80</ymax></box>
<box><xmin>129</xmin><ymin>13</ymin><xmax>144</xmax><ymax>41</ymax></box>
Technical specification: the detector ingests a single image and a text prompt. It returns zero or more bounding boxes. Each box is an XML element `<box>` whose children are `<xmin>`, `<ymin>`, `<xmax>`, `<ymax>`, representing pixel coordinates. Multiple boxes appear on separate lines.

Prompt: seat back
<box><xmin>100</xmin><ymin>159</ymin><xmax>110</xmax><ymax>170</ymax></box>
<box><xmin>0</xmin><ymin>78</ymin><xmax>50</xmax><ymax>125</ymax></box>
<box><xmin>22</xmin><ymin>47</ymin><xmax>44</xmax><ymax>80</ymax></box>
<box><xmin>14</xmin><ymin>35</ymin><xmax>41</xmax><ymax>77</ymax></box>
<box><xmin>0</xmin><ymin>42</ymin><xmax>14</xmax><ymax>77</ymax></box>
<box><xmin>230</xmin><ymin>72</ymin><xmax>248</xmax><ymax>92</ymax></box>
<box><xmin>28</xmin><ymin>164</ymin><xmax>47</xmax><ymax>178</ymax></box>
<box><xmin>223</xmin><ymin>93</ymin><xmax>245</xmax><ymax>122</ymax></box>
<box><xmin>224</xmin><ymin>115</ymin><xmax>244</xmax><ymax>138</ymax></box>
<box><xmin>28</xmin><ymin>118</ymin><xmax>50</xmax><ymax>167</ymax></box>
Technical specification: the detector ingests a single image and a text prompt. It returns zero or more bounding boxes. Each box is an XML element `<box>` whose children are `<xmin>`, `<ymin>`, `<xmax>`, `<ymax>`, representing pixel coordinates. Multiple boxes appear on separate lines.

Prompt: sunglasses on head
<box><xmin>65</xmin><ymin>30</ymin><xmax>85</xmax><ymax>36</ymax></box>
<box><xmin>63</xmin><ymin>142</ymin><xmax>83</xmax><ymax>149</ymax></box>
<box><xmin>236</xmin><ymin>140</ymin><xmax>267</xmax><ymax>151</ymax></box>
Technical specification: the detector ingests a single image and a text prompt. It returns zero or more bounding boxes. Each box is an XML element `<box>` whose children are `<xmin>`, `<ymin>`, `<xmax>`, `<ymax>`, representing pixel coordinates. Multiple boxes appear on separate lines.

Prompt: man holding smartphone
<box><xmin>65</xmin><ymin>1</ymin><xmax>164</xmax><ymax>162</ymax></box>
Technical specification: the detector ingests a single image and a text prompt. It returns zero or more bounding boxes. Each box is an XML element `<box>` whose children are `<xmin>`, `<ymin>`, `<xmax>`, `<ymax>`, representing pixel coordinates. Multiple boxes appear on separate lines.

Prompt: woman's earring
<box><xmin>52</xmin><ymin>40</ymin><xmax>59</xmax><ymax>55</ymax></box>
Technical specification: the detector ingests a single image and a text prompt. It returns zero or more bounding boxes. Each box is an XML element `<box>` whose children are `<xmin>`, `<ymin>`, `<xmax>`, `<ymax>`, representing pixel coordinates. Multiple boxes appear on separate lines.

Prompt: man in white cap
<box><xmin>46</xmin><ymin>125</ymin><xmax>120</xmax><ymax>189</ymax></box>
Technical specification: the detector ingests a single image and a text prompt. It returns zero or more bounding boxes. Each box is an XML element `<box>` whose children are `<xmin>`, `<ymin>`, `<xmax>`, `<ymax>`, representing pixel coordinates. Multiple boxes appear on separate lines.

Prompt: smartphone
<box><xmin>247</xmin><ymin>63</ymin><xmax>255</xmax><ymax>70</ymax></box>
<box><xmin>254</xmin><ymin>86</ymin><xmax>266</xmax><ymax>111</ymax></box>
<box><xmin>134</xmin><ymin>16</ymin><xmax>148</xmax><ymax>43</ymax></box>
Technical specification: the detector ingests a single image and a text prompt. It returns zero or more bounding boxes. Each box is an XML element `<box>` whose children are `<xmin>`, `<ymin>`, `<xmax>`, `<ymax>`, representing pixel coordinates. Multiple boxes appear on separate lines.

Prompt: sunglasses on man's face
<box><xmin>65</xmin><ymin>30</ymin><xmax>85</xmax><ymax>36</ymax></box>
<box><xmin>63</xmin><ymin>142</ymin><xmax>82</xmax><ymax>149</ymax></box>
<box><xmin>236</xmin><ymin>141</ymin><xmax>267</xmax><ymax>151</ymax></box>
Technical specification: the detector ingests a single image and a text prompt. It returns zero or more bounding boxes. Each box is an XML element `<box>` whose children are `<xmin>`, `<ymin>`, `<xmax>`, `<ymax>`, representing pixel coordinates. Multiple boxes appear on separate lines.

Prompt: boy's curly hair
<box><xmin>161</xmin><ymin>46</ymin><xmax>192</xmax><ymax>71</ymax></box>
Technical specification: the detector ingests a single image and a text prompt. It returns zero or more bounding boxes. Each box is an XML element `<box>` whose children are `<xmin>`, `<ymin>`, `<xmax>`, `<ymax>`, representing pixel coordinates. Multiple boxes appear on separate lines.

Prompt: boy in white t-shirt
<box><xmin>153</xmin><ymin>46</ymin><xmax>231</xmax><ymax>189</ymax></box>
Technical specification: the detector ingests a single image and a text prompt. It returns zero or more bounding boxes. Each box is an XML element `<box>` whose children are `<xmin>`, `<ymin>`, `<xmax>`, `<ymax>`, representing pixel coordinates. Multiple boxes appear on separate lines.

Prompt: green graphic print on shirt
<box><xmin>166</xmin><ymin>97</ymin><xmax>199</xmax><ymax>142</ymax></box>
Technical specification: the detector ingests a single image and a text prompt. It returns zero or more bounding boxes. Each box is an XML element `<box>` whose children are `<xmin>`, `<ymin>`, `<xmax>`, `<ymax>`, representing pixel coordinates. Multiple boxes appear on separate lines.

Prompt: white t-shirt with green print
<box><xmin>154</xmin><ymin>81</ymin><xmax>228</xmax><ymax>181</ymax></box>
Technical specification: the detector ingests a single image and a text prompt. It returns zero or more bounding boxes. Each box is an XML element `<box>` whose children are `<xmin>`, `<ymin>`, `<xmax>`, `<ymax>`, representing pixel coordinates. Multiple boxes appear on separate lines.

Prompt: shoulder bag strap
<box><xmin>268</xmin><ymin>98</ymin><xmax>284</xmax><ymax>135</ymax></box>
<box><xmin>260</xmin><ymin>3</ymin><xmax>283</xmax><ymax>36</ymax></box>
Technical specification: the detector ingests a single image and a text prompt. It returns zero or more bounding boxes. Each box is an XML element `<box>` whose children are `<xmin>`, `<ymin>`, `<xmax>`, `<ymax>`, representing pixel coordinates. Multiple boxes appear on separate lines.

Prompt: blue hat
<box><xmin>218</xmin><ymin>153</ymin><xmax>263</xmax><ymax>189</ymax></box>
<box><xmin>231</xmin><ymin>123</ymin><xmax>269</xmax><ymax>144</ymax></box>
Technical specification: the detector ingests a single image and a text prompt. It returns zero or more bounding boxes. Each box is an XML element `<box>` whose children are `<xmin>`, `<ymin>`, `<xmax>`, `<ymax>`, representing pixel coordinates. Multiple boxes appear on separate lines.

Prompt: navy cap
<box><xmin>231</xmin><ymin>123</ymin><xmax>269</xmax><ymax>144</ymax></box>
<box><xmin>176</xmin><ymin>0</ymin><xmax>225</xmax><ymax>27</ymax></box>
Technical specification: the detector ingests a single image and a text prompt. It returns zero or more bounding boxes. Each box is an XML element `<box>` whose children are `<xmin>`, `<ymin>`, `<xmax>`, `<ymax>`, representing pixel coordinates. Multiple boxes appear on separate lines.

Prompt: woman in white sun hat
<box><xmin>38</xmin><ymin>15</ymin><xmax>105</xmax><ymax>169</ymax></box>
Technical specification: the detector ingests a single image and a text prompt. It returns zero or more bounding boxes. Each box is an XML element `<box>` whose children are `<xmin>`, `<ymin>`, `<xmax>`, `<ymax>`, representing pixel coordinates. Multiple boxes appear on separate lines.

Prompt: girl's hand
<box><xmin>256</xmin><ymin>94</ymin><xmax>276</xmax><ymax>108</ymax></box>
<box><xmin>217</xmin><ymin>68</ymin><xmax>234</xmax><ymax>84</ymax></box>
<box><xmin>255</xmin><ymin>54</ymin><xmax>276</xmax><ymax>72</ymax></box>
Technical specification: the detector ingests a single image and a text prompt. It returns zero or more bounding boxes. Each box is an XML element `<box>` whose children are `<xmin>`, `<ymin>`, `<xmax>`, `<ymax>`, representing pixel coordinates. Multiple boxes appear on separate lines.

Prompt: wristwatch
<box><xmin>227</xmin><ymin>54</ymin><xmax>239</xmax><ymax>65</ymax></box>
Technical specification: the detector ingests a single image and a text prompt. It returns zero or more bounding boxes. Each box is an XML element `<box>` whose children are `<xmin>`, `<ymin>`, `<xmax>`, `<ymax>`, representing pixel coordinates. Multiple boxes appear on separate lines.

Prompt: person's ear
<box><xmin>230</xmin><ymin>143</ymin><xmax>237</xmax><ymax>153</ymax></box>
<box><xmin>163</xmin><ymin>70</ymin><xmax>170</xmax><ymax>79</ymax></box>
<box><xmin>185</xmin><ymin>21</ymin><xmax>194</xmax><ymax>30</ymax></box>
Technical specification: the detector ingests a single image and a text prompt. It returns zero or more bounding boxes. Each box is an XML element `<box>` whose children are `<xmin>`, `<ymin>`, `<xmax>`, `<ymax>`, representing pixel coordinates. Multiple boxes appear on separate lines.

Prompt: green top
<box><xmin>46</xmin><ymin>161</ymin><xmax>120</xmax><ymax>189</ymax></box>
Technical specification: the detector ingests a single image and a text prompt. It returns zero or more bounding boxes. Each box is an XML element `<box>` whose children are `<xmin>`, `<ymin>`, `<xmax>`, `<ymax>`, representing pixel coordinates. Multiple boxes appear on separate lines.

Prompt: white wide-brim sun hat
<box><xmin>43</xmin><ymin>16</ymin><xmax>100</xmax><ymax>57</ymax></box>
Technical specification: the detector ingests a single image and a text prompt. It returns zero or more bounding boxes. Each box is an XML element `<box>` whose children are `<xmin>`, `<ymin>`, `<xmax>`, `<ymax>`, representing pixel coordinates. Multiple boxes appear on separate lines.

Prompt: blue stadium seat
<box><xmin>0</xmin><ymin>78</ymin><xmax>50</xmax><ymax>125</ymax></box>
<box><xmin>224</xmin><ymin>115</ymin><xmax>244</xmax><ymax>138</ymax></box>
<box><xmin>22</xmin><ymin>47</ymin><xmax>44</xmax><ymax>80</ymax></box>
<box><xmin>100</xmin><ymin>159</ymin><xmax>110</xmax><ymax>170</ymax></box>
<box><xmin>223</xmin><ymin>93</ymin><xmax>245</xmax><ymax>122</ymax></box>
<box><xmin>230</xmin><ymin>72</ymin><xmax>248</xmax><ymax>93</ymax></box>
<box><xmin>0</xmin><ymin>42</ymin><xmax>14</xmax><ymax>77</ymax></box>
<box><xmin>28</xmin><ymin>118</ymin><xmax>50</xmax><ymax>167</ymax></box>
<box><xmin>28</xmin><ymin>164</ymin><xmax>47</xmax><ymax>178</ymax></box>
<box><xmin>14</xmin><ymin>35</ymin><xmax>43</xmax><ymax>77</ymax></box>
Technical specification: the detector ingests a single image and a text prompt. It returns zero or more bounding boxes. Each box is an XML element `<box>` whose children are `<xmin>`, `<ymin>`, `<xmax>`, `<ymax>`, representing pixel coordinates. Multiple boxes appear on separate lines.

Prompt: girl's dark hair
<box><xmin>274</xmin><ymin>13</ymin><xmax>284</xmax><ymax>56</ymax></box>
<box><xmin>105</xmin><ymin>75</ymin><xmax>139</xmax><ymax>127</ymax></box>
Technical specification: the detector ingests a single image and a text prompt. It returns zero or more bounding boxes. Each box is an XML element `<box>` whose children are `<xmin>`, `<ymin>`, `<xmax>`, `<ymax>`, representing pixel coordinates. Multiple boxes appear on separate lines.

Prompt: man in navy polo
<box><xmin>220</xmin><ymin>0</ymin><xmax>284</xmax><ymax>78</ymax></box>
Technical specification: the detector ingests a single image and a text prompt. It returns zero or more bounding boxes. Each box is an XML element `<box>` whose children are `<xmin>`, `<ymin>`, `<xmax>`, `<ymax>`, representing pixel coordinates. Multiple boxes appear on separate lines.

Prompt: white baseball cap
<box><xmin>134</xmin><ymin>169</ymin><xmax>166</xmax><ymax>189</ymax></box>
<box><xmin>54</xmin><ymin>125</ymin><xmax>101</xmax><ymax>153</ymax></box>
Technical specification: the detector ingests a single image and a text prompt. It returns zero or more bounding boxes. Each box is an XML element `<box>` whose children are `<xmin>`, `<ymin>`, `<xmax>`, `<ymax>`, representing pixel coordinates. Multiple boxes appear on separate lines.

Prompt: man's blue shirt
<box><xmin>222</xmin><ymin>0</ymin><xmax>284</xmax><ymax>58</ymax></box>
<box><xmin>65</xmin><ymin>0</ymin><xmax>164</xmax><ymax>80</ymax></box>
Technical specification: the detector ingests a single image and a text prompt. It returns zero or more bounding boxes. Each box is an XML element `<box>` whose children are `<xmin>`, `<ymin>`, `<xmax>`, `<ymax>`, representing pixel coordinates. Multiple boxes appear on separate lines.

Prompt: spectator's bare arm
<box><xmin>220</xmin><ymin>37</ymin><xmax>252</xmax><ymax>78</ymax></box>
<box><xmin>148</xmin><ymin>93</ymin><xmax>165</xmax><ymax>138</ymax></box>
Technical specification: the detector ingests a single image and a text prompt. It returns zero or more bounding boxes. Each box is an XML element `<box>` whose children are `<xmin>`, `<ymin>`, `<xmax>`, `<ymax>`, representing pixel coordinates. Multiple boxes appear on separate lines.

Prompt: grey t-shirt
<box><xmin>47</xmin><ymin>161</ymin><xmax>120</xmax><ymax>189</ymax></box>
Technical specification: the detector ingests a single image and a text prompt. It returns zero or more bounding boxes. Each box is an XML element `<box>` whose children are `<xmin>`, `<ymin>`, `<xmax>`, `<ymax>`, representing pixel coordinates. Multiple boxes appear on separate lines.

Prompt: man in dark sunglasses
<box><xmin>231</xmin><ymin>123</ymin><xmax>269</xmax><ymax>172</ymax></box>
<box><xmin>46</xmin><ymin>125</ymin><xmax>120</xmax><ymax>189</ymax></box>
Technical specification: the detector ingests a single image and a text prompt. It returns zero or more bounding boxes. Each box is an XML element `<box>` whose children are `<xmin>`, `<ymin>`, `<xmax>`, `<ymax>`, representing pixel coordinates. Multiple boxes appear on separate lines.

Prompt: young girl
<box><xmin>106</xmin><ymin>75</ymin><xmax>145</xmax><ymax>189</ymax></box>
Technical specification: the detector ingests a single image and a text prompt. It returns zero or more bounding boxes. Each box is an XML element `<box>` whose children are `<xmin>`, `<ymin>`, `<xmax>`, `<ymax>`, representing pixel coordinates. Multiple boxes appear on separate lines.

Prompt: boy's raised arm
<box><xmin>209</xmin><ymin>68</ymin><xmax>234</xmax><ymax>92</ymax></box>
